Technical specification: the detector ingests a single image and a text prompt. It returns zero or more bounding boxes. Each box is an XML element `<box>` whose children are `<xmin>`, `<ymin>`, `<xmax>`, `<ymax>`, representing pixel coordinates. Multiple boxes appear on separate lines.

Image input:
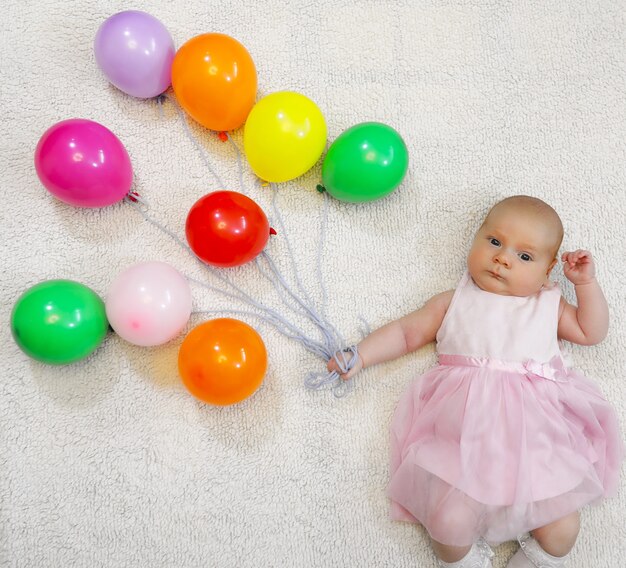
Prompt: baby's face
<box><xmin>468</xmin><ymin>207</ymin><xmax>558</xmax><ymax>296</ymax></box>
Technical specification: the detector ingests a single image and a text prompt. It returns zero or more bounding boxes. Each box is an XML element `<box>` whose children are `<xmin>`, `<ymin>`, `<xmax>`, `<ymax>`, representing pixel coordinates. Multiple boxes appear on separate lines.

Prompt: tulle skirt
<box><xmin>388</xmin><ymin>358</ymin><xmax>624</xmax><ymax>546</ymax></box>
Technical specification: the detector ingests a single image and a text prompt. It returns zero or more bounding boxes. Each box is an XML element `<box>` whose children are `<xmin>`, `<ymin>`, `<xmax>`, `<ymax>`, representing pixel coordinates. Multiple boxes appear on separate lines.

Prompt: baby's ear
<box><xmin>546</xmin><ymin>257</ymin><xmax>558</xmax><ymax>277</ymax></box>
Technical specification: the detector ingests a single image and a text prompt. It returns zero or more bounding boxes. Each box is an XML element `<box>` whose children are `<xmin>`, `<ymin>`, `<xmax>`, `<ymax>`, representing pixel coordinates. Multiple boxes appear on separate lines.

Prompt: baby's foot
<box><xmin>507</xmin><ymin>534</ymin><xmax>569</xmax><ymax>567</ymax></box>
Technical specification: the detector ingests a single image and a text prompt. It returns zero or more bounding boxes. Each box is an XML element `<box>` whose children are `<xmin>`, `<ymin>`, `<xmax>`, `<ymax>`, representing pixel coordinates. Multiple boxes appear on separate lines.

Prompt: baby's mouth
<box><xmin>488</xmin><ymin>270</ymin><xmax>504</xmax><ymax>281</ymax></box>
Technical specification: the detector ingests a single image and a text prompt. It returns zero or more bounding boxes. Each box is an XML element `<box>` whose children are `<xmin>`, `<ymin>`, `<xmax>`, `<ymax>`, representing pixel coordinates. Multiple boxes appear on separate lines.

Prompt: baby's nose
<box><xmin>494</xmin><ymin>251</ymin><xmax>511</xmax><ymax>267</ymax></box>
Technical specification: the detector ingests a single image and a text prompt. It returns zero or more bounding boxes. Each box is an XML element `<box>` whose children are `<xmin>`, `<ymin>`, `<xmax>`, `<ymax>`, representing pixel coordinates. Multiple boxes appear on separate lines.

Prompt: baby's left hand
<box><xmin>562</xmin><ymin>249</ymin><xmax>596</xmax><ymax>285</ymax></box>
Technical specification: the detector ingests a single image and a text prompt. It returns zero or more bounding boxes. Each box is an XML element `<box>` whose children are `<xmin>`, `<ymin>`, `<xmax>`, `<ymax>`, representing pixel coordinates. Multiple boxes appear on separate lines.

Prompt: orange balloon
<box><xmin>178</xmin><ymin>318</ymin><xmax>267</xmax><ymax>405</ymax></box>
<box><xmin>172</xmin><ymin>33</ymin><xmax>257</xmax><ymax>131</ymax></box>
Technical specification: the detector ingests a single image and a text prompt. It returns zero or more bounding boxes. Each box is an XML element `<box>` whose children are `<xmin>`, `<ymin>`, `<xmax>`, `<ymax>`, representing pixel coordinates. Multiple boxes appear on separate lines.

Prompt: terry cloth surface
<box><xmin>1</xmin><ymin>1</ymin><xmax>624</xmax><ymax>567</ymax></box>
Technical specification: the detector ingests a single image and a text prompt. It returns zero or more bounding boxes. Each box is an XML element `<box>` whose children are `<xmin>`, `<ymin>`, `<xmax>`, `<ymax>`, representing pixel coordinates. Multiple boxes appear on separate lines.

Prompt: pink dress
<box><xmin>388</xmin><ymin>272</ymin><xmax>624</xmax><ymax>547</ymax></box>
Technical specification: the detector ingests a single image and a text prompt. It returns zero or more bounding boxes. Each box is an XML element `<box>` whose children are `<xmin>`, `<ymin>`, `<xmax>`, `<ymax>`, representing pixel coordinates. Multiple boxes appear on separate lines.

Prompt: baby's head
<box><xmin>468</xmin><ymin>196</ymin><xmax>563</xmax><ymax>296</ymax></box>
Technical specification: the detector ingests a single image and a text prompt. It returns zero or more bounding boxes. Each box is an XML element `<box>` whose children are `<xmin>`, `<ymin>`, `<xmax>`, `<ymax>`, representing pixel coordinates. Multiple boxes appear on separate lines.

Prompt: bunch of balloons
<box><xmin>16</xmin><ymin>8</ymin><xmax>413</xmax><ymax>405</ymax></box>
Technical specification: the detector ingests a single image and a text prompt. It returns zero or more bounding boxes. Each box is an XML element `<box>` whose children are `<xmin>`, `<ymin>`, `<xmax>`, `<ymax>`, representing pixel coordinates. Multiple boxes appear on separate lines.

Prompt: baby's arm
<box><xmin>328</xmin><ymin>290</ymin><xmax>454</xmax><ymax>380</ymax></box>
<box><xmin>557</xmin><ymin>250</ymin><xmax>609</xmax><ymax>345</ymax></box>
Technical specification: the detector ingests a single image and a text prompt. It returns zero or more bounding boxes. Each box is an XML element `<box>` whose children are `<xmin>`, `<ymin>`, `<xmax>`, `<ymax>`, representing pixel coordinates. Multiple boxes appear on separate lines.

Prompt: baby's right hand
<box><xmin>327</xmin><ymin>350</ymin><xmax>363</xmax><ymax>381</ymax></box>
<box><xmin>562</xmin><ymin>249</ymin><xmax>596</xmax><ymax>285</ymax></box>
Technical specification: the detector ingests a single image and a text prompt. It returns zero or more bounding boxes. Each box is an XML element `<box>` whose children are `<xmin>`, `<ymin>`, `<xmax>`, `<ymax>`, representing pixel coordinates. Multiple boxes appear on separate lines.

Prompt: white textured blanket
<box><xmin>1</xmin><ymin>1</ymin><xmax>624</xmax><ymax>567</ymax></box>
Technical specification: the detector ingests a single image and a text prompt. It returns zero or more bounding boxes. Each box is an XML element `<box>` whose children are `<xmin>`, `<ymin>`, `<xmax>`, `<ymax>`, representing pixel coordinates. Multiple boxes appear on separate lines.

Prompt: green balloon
<box><xmin>11</xmin><ymin>279</ymin><xmax>109</xmax><ymax>365</ymax></box>
<box><xmin>321</xmin><ymin>122</ymin><xmax>409</xmax><ymax>202</ymax></box>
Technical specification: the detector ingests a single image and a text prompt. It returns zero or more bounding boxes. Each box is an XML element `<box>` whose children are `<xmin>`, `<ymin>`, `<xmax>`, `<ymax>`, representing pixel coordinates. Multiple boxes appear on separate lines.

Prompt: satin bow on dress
<box><xmin>438</xmin><ymin>354</ymin><xmax>569</xmax><ymax>383</ymax></box>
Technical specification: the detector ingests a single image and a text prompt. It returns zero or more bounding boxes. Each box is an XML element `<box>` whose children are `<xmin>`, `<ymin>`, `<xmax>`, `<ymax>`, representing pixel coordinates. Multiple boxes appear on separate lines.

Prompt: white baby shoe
<box><xmin>507</xmin><ymin>534</ymin><xmax>569</xmax><ymax>567</ymax></box>
<box><xmin>437</xmin><ymin>538</ymin><xmax>494</xmax><ymax>568</ymax></box>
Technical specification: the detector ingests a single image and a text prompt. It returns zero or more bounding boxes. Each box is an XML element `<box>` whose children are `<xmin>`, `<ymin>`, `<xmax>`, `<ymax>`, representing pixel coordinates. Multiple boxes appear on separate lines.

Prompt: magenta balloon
<box><xmin>94</xmin><ymin>10</ymin><xmax>175</xmax><ymax>99</ymax></box>
<box><xmin>34</xmin><ymin>119</ymin><xmax>133</xmax><ymax>208</ymax></box>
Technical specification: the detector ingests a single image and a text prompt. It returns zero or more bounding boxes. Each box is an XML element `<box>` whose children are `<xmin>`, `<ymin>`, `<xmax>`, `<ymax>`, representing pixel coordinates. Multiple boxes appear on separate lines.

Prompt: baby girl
<box><xmin>330</xmin><ymin>196</ymin><xmax>623</xmax><ymax>567</ymax></box>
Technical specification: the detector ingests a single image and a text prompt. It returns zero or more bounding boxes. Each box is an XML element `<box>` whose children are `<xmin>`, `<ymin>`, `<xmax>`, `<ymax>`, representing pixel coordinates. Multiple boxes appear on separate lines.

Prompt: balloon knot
<box><xmin>127</xmin><ymin>191</ymin><xmax>140</xmax><ymax>203</ymax></box>
<box><xmin>269</xmin><ymin>227</ymin><xmax>277</xmax><ymax>236</ymax></box>
<box><xmin>217</xmin><ymin>131</ymin><xmax>228</xmax><ymax>142</ymax></box>
<box><xmin>261</xmin><ymin>181</ymin><xmax>270</xmax><ymax>187</ymax></box>
<box><xmin>316</xmin><ymin>184</ymin><xmax>326</xmax><ymax>193</ymax></box>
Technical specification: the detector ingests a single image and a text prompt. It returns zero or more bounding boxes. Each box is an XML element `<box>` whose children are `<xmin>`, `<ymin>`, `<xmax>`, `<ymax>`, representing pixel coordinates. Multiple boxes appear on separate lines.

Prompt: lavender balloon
<box><xmin>94</xmin><ymin>10</ymin><xmax>175</xmax><ymax>99</ymax></box>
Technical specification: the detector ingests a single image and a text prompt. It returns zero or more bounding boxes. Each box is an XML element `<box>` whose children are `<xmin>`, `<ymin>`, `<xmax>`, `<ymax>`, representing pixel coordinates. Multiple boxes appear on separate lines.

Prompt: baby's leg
<box><xmin>428</xmin><ymin>499</ymin><xmax>481</xmax><ymax>562</ymax></box>
<box><xmin>507</xmin><ymin>511</ymin><xmax>581</xmax><ymax>567</ymax></box>
<box><xmin>531</xmin><ymin>511</ymin><xmax>580</xmax><ymax>557</ymax></box>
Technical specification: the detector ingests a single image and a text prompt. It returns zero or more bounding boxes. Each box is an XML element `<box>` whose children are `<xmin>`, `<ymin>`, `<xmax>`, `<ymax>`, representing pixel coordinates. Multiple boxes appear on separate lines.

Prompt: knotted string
<box><xmin>304</xmin><ymin>345</ymin><xmax>359</xmax><ymax>398</ymax></box>
<box><xmin>125</xmin><ymin>191</ymin><xmax>150</xmax><ymax>210</ymax></box>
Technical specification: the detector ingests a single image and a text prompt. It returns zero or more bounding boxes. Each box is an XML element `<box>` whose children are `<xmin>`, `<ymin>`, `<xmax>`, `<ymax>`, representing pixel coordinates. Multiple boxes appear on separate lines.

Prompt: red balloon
<box><xmin>186</xmin><ymin>191</ymin><xmax>270</xmax><ymax>267</ymax></box>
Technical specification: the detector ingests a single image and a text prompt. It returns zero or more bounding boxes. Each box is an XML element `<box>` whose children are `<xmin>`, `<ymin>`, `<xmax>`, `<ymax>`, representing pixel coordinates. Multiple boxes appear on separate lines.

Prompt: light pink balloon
<box><xmin>106</xmin><ymin>262</ymin><xmax>192</xmax><ymax>346</ymax></box>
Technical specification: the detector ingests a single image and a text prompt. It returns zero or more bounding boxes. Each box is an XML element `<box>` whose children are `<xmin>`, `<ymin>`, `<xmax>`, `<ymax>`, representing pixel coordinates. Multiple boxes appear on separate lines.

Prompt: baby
<box><xmin>329</xmin><ymin>196</ymin><xmax>623</xmax><ymax>567</ymax></box>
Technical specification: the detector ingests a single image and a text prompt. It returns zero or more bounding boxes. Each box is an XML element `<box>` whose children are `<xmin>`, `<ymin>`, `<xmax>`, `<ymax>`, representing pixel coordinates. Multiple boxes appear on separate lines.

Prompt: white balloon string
<box><xmin>317</xmin><ymin>190</ymin><xmax>331</xmax><ymax>323</ymax></box>
<box><xmin>269</xmin><ymin>187</ymin><xmax>347</xmax><ymax>349</ymax></box>
<box><xmin>225</xmin><ymin>133</ymin><xmax>246</xmax><ymax>194</ymax></box>
<box><xmin>156</xmin><ymin>94</ymin><xmax>165</xmax><ymax>121</ymax></box>
<box><xmin>268</xmin><ymin>185</ymin><xmax>318</xmax><ymax>310</ymax></box>
<box><xmin>257</xmin><ymin>251</ymin><xmax>341</xmax><ymax>354</ymax></box>
<box><xmin>157</xmin><ymin>94</ymin><xmax>227</xmax><ymax>189</ymax></box>
<box><xmin>187</xmin><ymin>276</ymin><xmax>330</xmax><ymax>358</ymax></box>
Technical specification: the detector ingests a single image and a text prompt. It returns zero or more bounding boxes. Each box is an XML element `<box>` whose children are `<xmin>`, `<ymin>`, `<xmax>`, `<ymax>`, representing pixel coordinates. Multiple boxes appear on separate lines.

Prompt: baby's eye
<box><xmin>519</xmin><ymin>252</ymin><xmax>533</xmax><ymax>262</ymax></box>
<box><xmin>489</xmin><ymin>238</ymin><xmax>501</xmax><ymax>247</ymax></box>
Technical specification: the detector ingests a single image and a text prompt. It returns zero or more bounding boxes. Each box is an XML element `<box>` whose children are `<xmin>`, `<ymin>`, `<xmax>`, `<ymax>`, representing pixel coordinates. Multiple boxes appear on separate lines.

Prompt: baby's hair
<box><xmin>486</xmin><ymin>195</ymin><xmax>564</xmax><ymax>257</ymax></box>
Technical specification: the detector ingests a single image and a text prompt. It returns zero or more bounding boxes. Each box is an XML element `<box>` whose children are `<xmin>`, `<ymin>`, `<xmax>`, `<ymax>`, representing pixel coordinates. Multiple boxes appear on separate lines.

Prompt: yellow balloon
<box><xmin>243</xmin><ymin>91</ymin><xmax>327</xmax><ymax>183</ymax></box>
